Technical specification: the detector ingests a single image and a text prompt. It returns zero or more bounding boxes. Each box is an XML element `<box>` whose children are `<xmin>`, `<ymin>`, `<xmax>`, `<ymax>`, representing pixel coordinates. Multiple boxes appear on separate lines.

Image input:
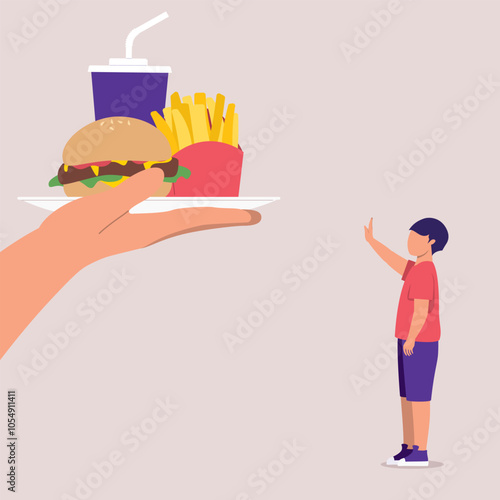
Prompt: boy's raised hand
<box><xmin>363</xmin><ymin>218</ymin><xmax>407</xmax><ymax>275</ymax></box>
<box><xmin>364</xmin><ymin>217</ymin><xmax>374</xmax><ymax>243</ymax></box>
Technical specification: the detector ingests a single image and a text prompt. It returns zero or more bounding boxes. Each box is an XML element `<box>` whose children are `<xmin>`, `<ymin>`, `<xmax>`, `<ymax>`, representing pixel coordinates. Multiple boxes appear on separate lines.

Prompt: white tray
<box><xmin>18</xmin><ymin>196</ymin><xmax>280</xmax><ymax>214</ymax></box>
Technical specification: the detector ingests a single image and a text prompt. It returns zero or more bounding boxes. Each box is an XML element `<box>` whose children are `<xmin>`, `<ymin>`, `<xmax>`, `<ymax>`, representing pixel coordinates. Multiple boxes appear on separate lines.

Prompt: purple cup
<box><xmin>89</xmin><ymin>59</ymin><xmax>171</xmax><ymax>125</ymax></box>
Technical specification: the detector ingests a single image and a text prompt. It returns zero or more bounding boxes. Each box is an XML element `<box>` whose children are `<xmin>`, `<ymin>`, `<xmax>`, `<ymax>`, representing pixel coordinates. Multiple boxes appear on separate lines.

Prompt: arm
<box><xmin>0</xmin><ymin>229</ymin><xmax>86</xmax><ymax>358</ymax></box>
<box><xmin>364</xmin><ymin>218</ymin><xmax>407</xmax><ymax>275</ymax></box>
<box><xmin>0</xmin><ymin>169</ymin><xmax>260</xmax><ymax>359</ymax></box>
<box><xmin>403</xmin><ymin>299</ymin><xmax>429</xmax><ymax>355</ymax></box>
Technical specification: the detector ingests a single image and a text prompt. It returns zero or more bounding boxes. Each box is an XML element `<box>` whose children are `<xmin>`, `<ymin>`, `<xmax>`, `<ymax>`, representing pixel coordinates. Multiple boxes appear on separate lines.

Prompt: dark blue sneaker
<box><xmin>398</xmin><ymin>445</ymin><xmax>429</xmax><ymax>467</ymax></box>
<box><xmin>386</xmin><ymin>444</ymin><xmax>412</xmax><ymax>465</ymax></box>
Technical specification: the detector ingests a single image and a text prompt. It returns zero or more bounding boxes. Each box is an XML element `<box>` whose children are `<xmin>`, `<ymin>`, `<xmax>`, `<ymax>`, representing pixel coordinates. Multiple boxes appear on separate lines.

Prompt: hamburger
<box><xmin>49</xmin><ymin>117</ymin><xmax>190</xmax><ymax>196</ymax></box>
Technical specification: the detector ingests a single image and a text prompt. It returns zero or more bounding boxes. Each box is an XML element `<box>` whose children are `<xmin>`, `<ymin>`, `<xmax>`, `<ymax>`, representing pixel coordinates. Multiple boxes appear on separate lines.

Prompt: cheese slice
<box><xmin>68</xmin><ymin>159</ymin><xmax>174</xmax><ymax>183</ymax></box>
<box><xmin>100</xmin><ymin>176</ymin><xmax>129</xmax><ymax>187</ymax></box>
<box><xmin>142</xmin><ymin>159</ymin><xmax>170</xmax><ymax>169</ymax></box>
<box><xmin>71</xmin><ymin>159</ymin><xmax>172</xmax><ymax>171</ymax></box>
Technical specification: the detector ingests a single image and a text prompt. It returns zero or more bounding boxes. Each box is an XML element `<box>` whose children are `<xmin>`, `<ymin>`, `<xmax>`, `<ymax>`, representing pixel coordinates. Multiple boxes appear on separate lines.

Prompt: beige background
<box><xmin>1</xmin><ymin>0</ymin><xmax>499</xmax><ymax>498</ymax></box>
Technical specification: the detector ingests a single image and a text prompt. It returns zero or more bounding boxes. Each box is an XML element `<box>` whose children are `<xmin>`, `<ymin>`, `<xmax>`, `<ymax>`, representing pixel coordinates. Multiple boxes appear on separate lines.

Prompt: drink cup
<box><xmin>89</xmin><ymin>62</ymin><xmax>171</xmax><ymax>125</ymax></box>
<box><xmin>88</xmin><ymin>12</ymin><xmax>171</xmax><ymax>126</ymax></box>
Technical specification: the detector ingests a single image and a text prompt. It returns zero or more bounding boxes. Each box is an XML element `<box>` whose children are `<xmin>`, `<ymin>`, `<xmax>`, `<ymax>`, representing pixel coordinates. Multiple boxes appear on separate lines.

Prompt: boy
<box><xmin>364</xmin><ymin>217</ymin><xmax>449</xmax><ymax>466</ymax></box>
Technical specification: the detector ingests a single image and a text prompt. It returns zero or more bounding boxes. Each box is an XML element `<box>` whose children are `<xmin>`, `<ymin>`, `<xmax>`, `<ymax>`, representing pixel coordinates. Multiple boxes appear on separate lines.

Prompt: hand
<box><xmin>364</xmin><ymin>217</ymin><xmax>374</xmax><ymax>244</ymax></box>
<box><xmin>403</xmin><ymin>338</ymin><xmax>415</xmax><ymax>356</ymax></box>
<box><xmin>39</xmin><ymin>168</ymin><xmax>261</xmax><ymax>265</ymax></box>
<box><xmin>0</xmin><ymin>168</ymin><xmax>261</xmax><ymax>358</ymax></box>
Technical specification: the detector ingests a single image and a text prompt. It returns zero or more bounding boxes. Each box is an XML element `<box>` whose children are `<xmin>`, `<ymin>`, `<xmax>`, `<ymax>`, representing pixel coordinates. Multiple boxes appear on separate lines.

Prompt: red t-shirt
<box><xmin>395</xmin><ymin>261</ymin><xmax>440</xmax><ymax>342</ymax></box>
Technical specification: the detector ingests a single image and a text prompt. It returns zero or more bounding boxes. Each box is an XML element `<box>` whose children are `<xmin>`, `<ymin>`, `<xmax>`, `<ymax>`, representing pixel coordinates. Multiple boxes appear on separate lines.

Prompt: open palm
<box><xmin>40</xmin><ymin>168</ymin><xmax>261</xmax><ymax>264</ymax></box>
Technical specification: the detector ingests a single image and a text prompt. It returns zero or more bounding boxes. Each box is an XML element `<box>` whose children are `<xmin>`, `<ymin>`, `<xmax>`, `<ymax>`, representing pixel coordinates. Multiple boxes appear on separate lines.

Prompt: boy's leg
<box><xmin>398</xmin><ymin>340</ymin><xmax>413</xmax><ymax>447</ymax></box>
<box><xmin>387</xmin><ymin>341</ymin><xmax>415</xmax><ymax>464</ymax></box>
<box><xmin>411</xmin><ymin>401</ymin><xmax>430</xmax><ymax>450</ymax></box>
<box><xmin>402</xmin><ymin>341</ymin><xmax>438</xmax><ymax>451</ymax></box>
<box><xmin>398</xmin><ymin>342</ymin><xmax>437</xmax><ymax>466</ymax></box>
<box><xmin>387</xmin><ymin>397</ymin><xmax>414</xmax><ymax>464</ymax></box>
<box><xmin>401</xmin><ymin>397</ymin><xmax>414</xmax><ymax>448</ymax></box>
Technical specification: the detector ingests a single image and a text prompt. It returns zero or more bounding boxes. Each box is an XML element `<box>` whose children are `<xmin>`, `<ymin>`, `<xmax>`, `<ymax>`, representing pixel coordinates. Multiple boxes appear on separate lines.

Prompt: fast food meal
<box><xmin>151</xmin><ymin>92</ymin><xmax>242</xmax><ymax>196</ymax></box>
<box><xmin>49</xmin><ymin>117</ymin><xmax>190</xmax><ymax>197</ymax></box>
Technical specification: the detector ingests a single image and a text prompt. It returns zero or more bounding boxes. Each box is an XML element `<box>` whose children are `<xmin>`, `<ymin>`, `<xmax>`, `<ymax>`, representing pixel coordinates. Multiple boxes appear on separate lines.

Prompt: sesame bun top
<box><xmin>62</xmin><ymin>117</ymin><xmax>171</xmax><ymax>166</ymax></box>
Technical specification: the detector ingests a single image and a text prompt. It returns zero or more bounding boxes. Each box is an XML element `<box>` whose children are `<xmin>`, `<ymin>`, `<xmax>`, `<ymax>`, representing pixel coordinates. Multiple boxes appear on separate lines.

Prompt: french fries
<box><xmin>194</xmin><ymin>92</ymin><xmax>206</xmax><ymax>106</ymax></box>
<box><xmin>192</xmin><ymin>104</ymin><xmax>210</xmax><ymax>142</ymax></box>
<box><xmin>172</xmin><ymin>109</ymin><xmax>192</xmax><ymax>150</ymax></box>
<box><xmin>222</xmin><ymin>103</ymin><xmax>236</xmax><ymax>147</ymax></box>
<box><xmin>152</xmin><ymin>92</ymin><xmax>240</xmax><ymax>154</ymax></box>
<box><xmin>151</xmin><ymin>111</ymin><xmax>178</xmax><ymax>152</ymax></box>
<box><xmin>170</xmin><ymin>92</ymin><xmax>182</xmax><ymax>109</ymax></box>
<box><xmin>162</xmin><ymin>107</ymin><xmax>173</xmax><ymax>130</ymax></box>
<box><xmin>206</xmin><ymin>97</ymin><xmax>215</xmax><ymax>127</ymax></box>
<box><xmin>178</xmin><ymin>103</ymin><xmax>194</xmax><ymax>142</ymax></box>
<box><xmin>209</xmin><ymin>94</ymin><xmax>225</xmax><ymax>141</ymax></box>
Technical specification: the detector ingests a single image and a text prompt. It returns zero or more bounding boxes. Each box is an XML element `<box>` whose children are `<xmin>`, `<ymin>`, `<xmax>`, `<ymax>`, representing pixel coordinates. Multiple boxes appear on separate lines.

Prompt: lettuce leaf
<box><xmin>49</xmin><ymin>166</ymin><xmax>191</xmax><ymax>188</ymax></box>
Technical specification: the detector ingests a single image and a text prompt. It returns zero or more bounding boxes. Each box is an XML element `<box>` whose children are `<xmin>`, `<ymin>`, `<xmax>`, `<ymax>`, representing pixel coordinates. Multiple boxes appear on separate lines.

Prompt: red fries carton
<box><xmin>170</xmin><ymin>141</ymin><xmax>243</xmax><ymax>197</ymax></box>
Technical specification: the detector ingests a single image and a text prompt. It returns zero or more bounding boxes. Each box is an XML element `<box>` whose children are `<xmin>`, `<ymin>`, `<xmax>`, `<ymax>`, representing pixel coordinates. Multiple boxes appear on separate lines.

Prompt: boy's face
<box><xmin>407</xmin><ymin>230</ymin><xmax>435</xmax><ymax>257</ymax></box>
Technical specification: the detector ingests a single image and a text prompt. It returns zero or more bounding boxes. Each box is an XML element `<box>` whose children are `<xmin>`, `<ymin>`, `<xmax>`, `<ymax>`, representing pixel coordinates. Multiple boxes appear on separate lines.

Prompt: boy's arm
<box><xmin>364</xmin><ymin>218</ymin><xmax>407</xmax><ymax>276</ymax></box>
<box><xmin>403</xmin><ymin>299</ymin><xmax>429</xmax><ymax>355</ymax></box>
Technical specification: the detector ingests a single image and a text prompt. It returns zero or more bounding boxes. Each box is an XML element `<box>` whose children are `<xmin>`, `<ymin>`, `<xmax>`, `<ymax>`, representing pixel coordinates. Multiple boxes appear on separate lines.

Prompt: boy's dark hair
<box><xmin>409</xmin><ymin>218</ymin><xmax>449</xmax><ymax>254</ymax></box>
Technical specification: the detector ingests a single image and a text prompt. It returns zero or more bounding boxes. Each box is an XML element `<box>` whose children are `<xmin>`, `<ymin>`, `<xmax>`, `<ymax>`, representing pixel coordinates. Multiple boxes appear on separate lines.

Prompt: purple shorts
<box><xmin>398</xmin><ymin>339</ymin><xmax>439</xmax><ymax>402</ymax></box>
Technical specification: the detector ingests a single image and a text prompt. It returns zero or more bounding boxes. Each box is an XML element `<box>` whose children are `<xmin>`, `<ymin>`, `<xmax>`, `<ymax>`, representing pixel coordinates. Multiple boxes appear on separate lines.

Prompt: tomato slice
<box><xmin>72</xmin><ymin>160</ymin><xmax>111</xmax><ymax>170</ymax></box>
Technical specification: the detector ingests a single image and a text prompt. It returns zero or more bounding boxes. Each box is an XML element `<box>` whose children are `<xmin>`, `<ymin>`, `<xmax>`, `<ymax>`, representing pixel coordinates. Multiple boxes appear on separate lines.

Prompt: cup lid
<box><xmin>89</xmin><ymin>58</ymin><xmax>171</xmax><ymax>73</ymax></box>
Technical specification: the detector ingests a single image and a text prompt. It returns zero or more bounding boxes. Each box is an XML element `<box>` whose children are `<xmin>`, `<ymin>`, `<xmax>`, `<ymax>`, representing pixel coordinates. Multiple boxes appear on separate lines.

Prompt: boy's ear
<box><xmin>429</xmin><ymin>239</ymin><xmax>436</xmax><ymax>246</ymax></box>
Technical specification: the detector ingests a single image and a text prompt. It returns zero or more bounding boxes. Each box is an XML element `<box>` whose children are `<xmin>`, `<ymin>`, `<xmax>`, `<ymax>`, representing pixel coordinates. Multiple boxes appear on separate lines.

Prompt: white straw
<box><xmin>125</xmin><ymin>11</ymin><xmax>169</xmax><ymax>59</ymax></box>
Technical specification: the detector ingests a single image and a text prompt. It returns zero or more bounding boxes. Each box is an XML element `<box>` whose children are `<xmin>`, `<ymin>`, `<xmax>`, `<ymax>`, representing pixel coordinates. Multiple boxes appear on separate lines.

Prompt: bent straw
<box><xmin>125</xmin><ymin>11</ymin><xmax>169</xmax><ymax>59</ymax></box>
